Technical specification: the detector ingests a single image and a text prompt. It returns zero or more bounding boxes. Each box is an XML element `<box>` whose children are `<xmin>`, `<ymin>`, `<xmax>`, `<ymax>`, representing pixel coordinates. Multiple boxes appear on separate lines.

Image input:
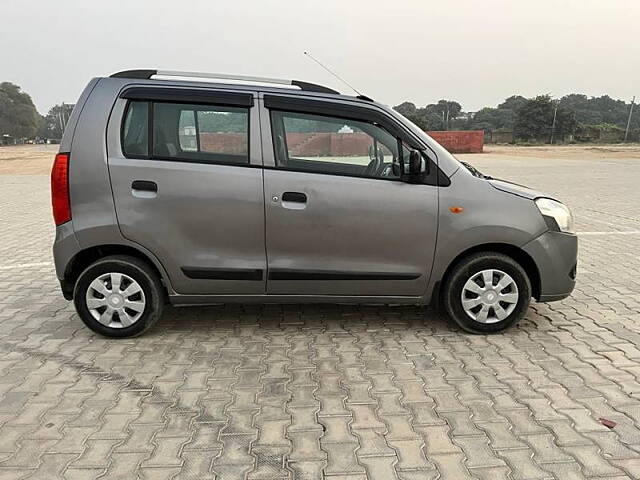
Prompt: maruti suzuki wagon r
<box><xmin>51</xmin><ymin>69</ymin><xmax>577</xmax><ymax>337</ymax></box>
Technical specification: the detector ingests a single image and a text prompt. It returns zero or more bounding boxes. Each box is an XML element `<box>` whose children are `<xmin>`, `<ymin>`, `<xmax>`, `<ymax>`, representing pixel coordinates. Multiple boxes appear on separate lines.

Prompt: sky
<box><xmin>3</xmin><ymin>0</ymin><xmax>640</xmax><ymax>114</ymax></box>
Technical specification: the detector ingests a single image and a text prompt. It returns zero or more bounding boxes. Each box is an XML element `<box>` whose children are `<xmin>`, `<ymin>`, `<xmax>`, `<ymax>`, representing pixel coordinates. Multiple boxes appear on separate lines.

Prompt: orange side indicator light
<box><xmin>449</xmin><ymin>206</ymin><xmax>464</xmax><ymax>214</ymax></box>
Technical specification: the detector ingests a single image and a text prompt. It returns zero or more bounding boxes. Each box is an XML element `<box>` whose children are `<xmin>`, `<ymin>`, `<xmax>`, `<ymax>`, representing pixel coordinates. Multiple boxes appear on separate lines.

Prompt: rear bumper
<box><xmin>53</xmin><ymin>222</ymin><xmax>81</xmax><ymax>300</ymax></box>
<box><xmin>522</xmin><ymin>230</ymin><xmax>578</xmax><ymax>302</ymax></box>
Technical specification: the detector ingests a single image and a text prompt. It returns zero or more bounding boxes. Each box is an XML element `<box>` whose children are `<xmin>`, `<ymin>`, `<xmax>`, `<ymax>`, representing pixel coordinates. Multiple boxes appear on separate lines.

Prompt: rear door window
<box><xmin>122</xmin><ymin>100</ymin><xmax>249</xmax><ymax>165</ymax></box>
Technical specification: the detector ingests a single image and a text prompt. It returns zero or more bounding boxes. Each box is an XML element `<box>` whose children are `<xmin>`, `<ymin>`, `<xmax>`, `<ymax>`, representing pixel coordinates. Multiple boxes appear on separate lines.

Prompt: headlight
<box><xmin>535</xmin><ymin>198</ymin><xmax>574</xmax><ymax>233</ymax></box>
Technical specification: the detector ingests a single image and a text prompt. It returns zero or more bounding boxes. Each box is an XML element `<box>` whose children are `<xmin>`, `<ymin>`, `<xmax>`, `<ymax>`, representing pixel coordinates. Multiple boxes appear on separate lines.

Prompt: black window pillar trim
<box><xmin>120</xmin><ymin>87</ymin><xmax>254</xmax><ymax>108</ymax></box>
<box><xmin>263</xmin><ymin>94</ymin><xmax>419</xmax><ymax>148</ymax></box>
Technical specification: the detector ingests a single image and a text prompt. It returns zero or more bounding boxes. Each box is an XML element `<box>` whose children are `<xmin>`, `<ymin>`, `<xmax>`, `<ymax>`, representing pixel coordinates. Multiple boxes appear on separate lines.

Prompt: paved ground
<box><xmin>0</xmin><ymin>145</ymin><xmax>639</xmax><ymax>479</ymax></box>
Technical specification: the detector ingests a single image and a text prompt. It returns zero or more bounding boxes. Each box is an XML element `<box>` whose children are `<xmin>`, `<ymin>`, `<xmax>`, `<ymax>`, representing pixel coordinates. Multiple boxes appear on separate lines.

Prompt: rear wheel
<box><xmin>442</xmin><ymin>252</ymin><xmax>531</xmax><ymax>333</ymax></box>
<box><xmin>73</xmin><ymin>255</ymin><xmax>164</xmax><ymax>337</ymax></box>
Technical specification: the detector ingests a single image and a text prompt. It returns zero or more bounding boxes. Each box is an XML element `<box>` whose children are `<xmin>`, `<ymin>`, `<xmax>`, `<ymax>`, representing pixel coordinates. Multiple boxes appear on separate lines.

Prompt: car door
<box><xmin>107</xmin><ymin>87</ymin><xmax>266</xmax><ymax>295</ymax></box>
<box><xmin>261</xmin><ymin>95</ymin><xmax>438</xmax><ymax>297</ymax></box>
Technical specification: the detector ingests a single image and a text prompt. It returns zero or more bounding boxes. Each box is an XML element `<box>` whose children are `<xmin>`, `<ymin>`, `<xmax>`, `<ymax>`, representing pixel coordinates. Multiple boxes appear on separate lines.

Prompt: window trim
<box><xmin>121</xmin><ymin>99</ymin><xmax>251</xmax><ymax>167</ymax></box>
<box><xmin>120</xmin><ymin>87</ymin><xmax>254</xmax><ymax>107</ymax></box>
<box><xmin>264</xmin><ymin>94</ymin><xmax>420</xmax><ymax>147</ymax></box>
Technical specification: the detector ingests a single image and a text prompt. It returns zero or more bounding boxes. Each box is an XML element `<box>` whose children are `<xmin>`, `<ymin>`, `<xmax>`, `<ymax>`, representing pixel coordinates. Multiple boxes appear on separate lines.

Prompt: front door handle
<box><xmin>132</xmin><ymin>180</ymin><xmax>157</xmax><ymax>192</ymax></box>
<box><xmin>131</xmin><ymin>180</ymin><xmax>157</xmax><ymax>198</ymax></box>
<box><xmin>281</xmin><ymin>191</ymin><xmax>307</xmax><ymax>210</ymax></box>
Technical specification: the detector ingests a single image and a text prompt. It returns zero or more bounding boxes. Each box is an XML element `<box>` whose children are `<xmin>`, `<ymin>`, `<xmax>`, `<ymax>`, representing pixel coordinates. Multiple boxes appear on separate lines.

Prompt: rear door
<box><xmin>261</xmin><ymin>95</ymin><xmax>439</xmax><ymax>297</ymax></box>
<box><xmin>107</xmin><ymin>87</ymin><xmax>266</xmax><ymax>295</ymax></box>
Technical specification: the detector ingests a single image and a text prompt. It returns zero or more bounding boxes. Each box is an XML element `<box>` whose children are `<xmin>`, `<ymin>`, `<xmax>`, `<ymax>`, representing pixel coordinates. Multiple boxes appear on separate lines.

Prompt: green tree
<box><xmin>394</xmin><ymin>100</ymin><xmax>462</xmax><ymax>131</ymax></box>
<box><xmin>0</xmin><ymin>82</ymin><xmax>40</xmax><ymax>139</ymax></box>
<box><xmin>470</xmin><ymin>107</ymin><xmax>514</xmax><ymax>131</ymax></box>
<box><xmin>425</xmin><ymin>100</ymin><xmax>462</xmax><ymax>130</ymax></box>
<box><xmin>560</xmin><ymin>94</ymin><xmax>638</xmax><ymax>130</ymax></box>
<box><xmin>467</xmin><ymin>95</ymin><xmax>526</xmax><ymax>132</ymax></box>
<box><xmin>514</xmin><ymin>95</ymin><xmax>576</xmax><ymax>141</ymax></box>
<box><xmin>498</xmin><ymin>95</ymin><xmax>528</xmax><ymax>112</ymax></box>
<box><xmin>393</xmin><ymin>92</ymin><xmax>639</xmax><ymax>139</ymax></box>
<box><xmin>393</xmin><ymin>102</ymin><xmax>433</xmax><ymax>130</ymax></box>
<box><xmin>39</xmin><ymin>103</ymin><xmax>75</xmax><ymax>139</ymax></box>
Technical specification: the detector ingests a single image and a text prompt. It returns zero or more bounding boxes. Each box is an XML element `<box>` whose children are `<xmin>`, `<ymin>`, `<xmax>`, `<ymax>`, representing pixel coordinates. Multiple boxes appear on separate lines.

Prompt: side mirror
<box><xmin>402</xmin><ymin>149</ymin><xmax>423</xmax><ymax>181</ymax></box>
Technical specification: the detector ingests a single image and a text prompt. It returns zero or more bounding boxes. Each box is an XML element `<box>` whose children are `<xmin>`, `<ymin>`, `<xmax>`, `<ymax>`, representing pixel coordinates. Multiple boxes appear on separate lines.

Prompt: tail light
<box><xmin>51</xmin><ymin>153</ymin><xmax>71</xmax><ymax>225</ymax></box>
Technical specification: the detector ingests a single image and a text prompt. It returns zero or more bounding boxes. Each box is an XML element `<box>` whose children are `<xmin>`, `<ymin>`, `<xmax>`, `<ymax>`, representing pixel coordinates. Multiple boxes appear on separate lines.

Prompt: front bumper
<box><xmin>522</xmin><ymin>230</ymin><xmax>578</xmax><ymax>302</ymax></box>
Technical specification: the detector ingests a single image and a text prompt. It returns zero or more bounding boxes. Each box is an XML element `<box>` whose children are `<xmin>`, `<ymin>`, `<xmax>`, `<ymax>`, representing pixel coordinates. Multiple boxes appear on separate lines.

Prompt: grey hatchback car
<box><xmin>51</xmin><ymin>69</ymin><xmax>577</xmax><ymax>337</ymax></box>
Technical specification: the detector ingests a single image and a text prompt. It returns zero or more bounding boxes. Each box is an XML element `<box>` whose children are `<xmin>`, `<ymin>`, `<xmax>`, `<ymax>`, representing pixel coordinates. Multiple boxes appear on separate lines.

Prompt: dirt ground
<box><xmin>483</xmin><ymin>143</ymin><xmax>640</xmax><ymax>160</ymax></box>
<box><xmin>0</xmin><ymin>144</ymin><xmax>59</xmax><ymax>175</ymax></box>
<box><xmin>2</xmin><ymin>143</ymin><xmax>640</xmax><ymax>175</ymax></box>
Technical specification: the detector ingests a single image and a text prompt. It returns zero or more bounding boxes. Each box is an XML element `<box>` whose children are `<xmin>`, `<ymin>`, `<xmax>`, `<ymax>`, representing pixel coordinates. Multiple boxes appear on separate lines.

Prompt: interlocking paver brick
<box><xmin>288</xmin><ymin>430</ymin><xmax>325</xmax><ymax>462</ymax></box>
<box><xmin>428</xmin><ymin>453</ymin><xmax>475</xmax><ymax>479</ymax></box>
<box><xmin>3</xmin><ymin>154</ymin><xmax>640</xmax><ymax>478</ymax></box>
<box><xmin>453</xmin><ymin>435</ymin><xmax>506</xmax><ymax>468</ymax></box>
<box><xmin>322</xmin><ymin>443</ymin><xmax>365</xmax><ymax>475</ymax></box>
<box><xmin>417</xmin><ymin>425</ymin><xmax>461</xmax><ymax>455</ymax></box>
<box><xmin>286</xmin><ymin>460</ymin><xmax>325</xmax><ymax>479</ymax></box>
<box><xmin>497</xmin><ymin>449</ymin><xmax>552</xmax><ymax>479</ymax></box>
<box><xmin>352</xmin><ymin>429</ymin><xmax>394</xmax><ymax>457</ymax></box>
<box><xmin>582</xmin><ymin>431</ymin><xmax>640</xmax><ymax>459</ymax></box>
<box><xmin>538</xmin><ymin>419</ymin><xmax>592</xmax><ymax>447</ymax></box>
<box><xmin>521</xmin><ymin>432</ymin><xmax>575</xmax><ymax>464</ymax></box>
<box><xmin>386</xmin><ymin>438</ymin><xmax>433</xmax><ymax>471</ymax></box>
<box><xmin>564</xmin><ymin>444</ymin><xmax>626</xmax><ymax>476</ymax></box>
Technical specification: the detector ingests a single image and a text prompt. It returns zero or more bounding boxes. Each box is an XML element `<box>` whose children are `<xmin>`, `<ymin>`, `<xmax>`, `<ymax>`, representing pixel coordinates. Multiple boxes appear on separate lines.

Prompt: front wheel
<box><xmin>73</xmin><ymin>255</ymin><xmax>164</xmax><ymax>338</ymax></box>
<box><xmin>442</xmin><ymin>252</ymin><xmax>531</xmax><ymax>333</ymax></box>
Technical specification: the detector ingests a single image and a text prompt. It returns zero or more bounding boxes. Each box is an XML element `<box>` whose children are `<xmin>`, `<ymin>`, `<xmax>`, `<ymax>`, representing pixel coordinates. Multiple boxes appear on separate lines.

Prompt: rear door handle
<box><xmin>281</xmin><ymin>191</ymin><xmax>307</xmax><ymax>210</ymax></box>
<box><xmin>131</xmin><ymin>180</ymin><xmax>157</xmax><ymax>198</ymax></box>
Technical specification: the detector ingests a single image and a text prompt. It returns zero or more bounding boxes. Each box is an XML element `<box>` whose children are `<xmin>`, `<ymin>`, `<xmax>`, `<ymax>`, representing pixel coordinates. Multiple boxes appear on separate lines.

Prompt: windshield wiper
<box><xmin>461</xmin><ymin>161</ymin><xmax>492</xmax><ymax>180</ymax></box>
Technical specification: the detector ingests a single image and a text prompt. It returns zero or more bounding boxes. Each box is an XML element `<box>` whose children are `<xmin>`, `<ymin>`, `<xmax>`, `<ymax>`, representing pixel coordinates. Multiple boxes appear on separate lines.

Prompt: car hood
<box><xmin>488</xmin><ymin>178</ymin><xmax>548</xmax><ymax>200</ymax></box>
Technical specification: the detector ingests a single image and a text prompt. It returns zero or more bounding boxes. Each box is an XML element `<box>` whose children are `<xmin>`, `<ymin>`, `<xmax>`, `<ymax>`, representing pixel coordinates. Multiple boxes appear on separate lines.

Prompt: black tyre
<box><xmin>442</xmin><ymin>252</ymin><xmax>531</xmax><ymax>334</ymax></box>
<box><xmin>73</xmin><ymin>255</ymin><xmax>164</xmax><ymax>338</ymax></box>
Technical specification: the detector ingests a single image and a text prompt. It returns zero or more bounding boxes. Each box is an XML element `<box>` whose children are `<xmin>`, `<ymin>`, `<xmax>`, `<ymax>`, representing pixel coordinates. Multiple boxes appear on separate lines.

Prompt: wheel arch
<box><xmin>61</xmin><ymin>244</ymin><xmax>170</xmax><ymax>300</ymax></box>
<box><xmin>436</xmin><ymin>242</ymin><xmax>541</xmax><ymax>303</ymax></box>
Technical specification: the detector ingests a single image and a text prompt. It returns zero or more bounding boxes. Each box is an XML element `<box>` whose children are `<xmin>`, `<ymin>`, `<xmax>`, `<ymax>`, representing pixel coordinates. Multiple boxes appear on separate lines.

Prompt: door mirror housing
<box><xmin>402</xmin><ymin>149</ymin><xmax>423</xmax><ymax>182</ymax></box>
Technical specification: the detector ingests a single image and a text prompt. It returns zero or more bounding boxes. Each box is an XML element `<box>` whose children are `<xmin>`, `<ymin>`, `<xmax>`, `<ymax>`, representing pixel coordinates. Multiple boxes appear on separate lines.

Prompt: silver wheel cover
<box><xmin>461</xmin><ymin>269</ymin><xmax>519</xmax><ymax>324</ymax></box>
<box><xmin>85</xmin><ymin>272</ymin><xmax>146</xmax><ymax>328</ymax></box>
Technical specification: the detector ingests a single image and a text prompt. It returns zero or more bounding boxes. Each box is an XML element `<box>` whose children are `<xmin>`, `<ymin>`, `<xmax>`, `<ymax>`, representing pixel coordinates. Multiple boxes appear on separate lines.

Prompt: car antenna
<box><xmin>303</xmin><ymin>51</ymin><xmax>371</xmax><ymax>99</ymax></box>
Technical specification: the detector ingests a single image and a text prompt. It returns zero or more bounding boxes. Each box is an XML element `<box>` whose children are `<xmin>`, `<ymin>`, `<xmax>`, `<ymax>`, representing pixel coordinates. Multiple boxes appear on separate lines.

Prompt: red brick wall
<box><xmin>287</xmin><ymin>133</ymin><xmax>371</xmax><ymax>156</ymax></box>
<box><xmin>427</xmin><ymin>130</ymin><xmax>484</xmax><ymax>153</ymax></box>
<box><xmin>199</xmin><ymin>133</ymin><xmax>247</xmax><ymax>154</ymax></box>
<box><xmin>200</xmin><ymin>130</ymin><xmax>485</xmax><ymax>156</ymax></box>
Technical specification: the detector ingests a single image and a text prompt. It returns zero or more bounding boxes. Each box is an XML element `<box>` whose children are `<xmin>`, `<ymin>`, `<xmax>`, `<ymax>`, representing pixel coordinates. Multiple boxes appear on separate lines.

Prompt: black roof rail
<box><xmin>290</xmin><ymin>80</ymin><xmax>339</xmax><ymax>95</ymax></box>
<box><xmin>109</xmin><ymin>69</ymin><xmax>339</xmax><ymax>94</ymax></box>
<box><xmin>110</xmin><ymin>69</ymin><xmax>157</xmax><ymax>79</ymax></box>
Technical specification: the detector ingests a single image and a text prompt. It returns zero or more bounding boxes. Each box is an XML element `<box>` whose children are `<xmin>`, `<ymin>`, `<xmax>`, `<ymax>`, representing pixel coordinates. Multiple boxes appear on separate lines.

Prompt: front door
<box><xmin>108</xmin><ymin>89</ymin><xmax>266</xmax><ymax>295</ymax></box>
<box><xmin>262</xmin><ymin>103</ymin><xmax>438</xmax><ymax>297</ymax></box>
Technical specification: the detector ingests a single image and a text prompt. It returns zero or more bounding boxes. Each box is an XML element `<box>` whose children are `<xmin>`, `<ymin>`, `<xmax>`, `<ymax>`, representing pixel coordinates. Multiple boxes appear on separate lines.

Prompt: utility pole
<box><xmin>624</xmin><ymin>96</ymin><xmax>635</xmax><ymax>143</ymax></box>
<box><xmin>446</xmin><ymin>105</ymin><xmax>450</xmax><ymax>131</ymax></box>
<box><xmin>550</xmin><ymin>102</ymin><xmax>558</xmax><ymax>144</ymax></box>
